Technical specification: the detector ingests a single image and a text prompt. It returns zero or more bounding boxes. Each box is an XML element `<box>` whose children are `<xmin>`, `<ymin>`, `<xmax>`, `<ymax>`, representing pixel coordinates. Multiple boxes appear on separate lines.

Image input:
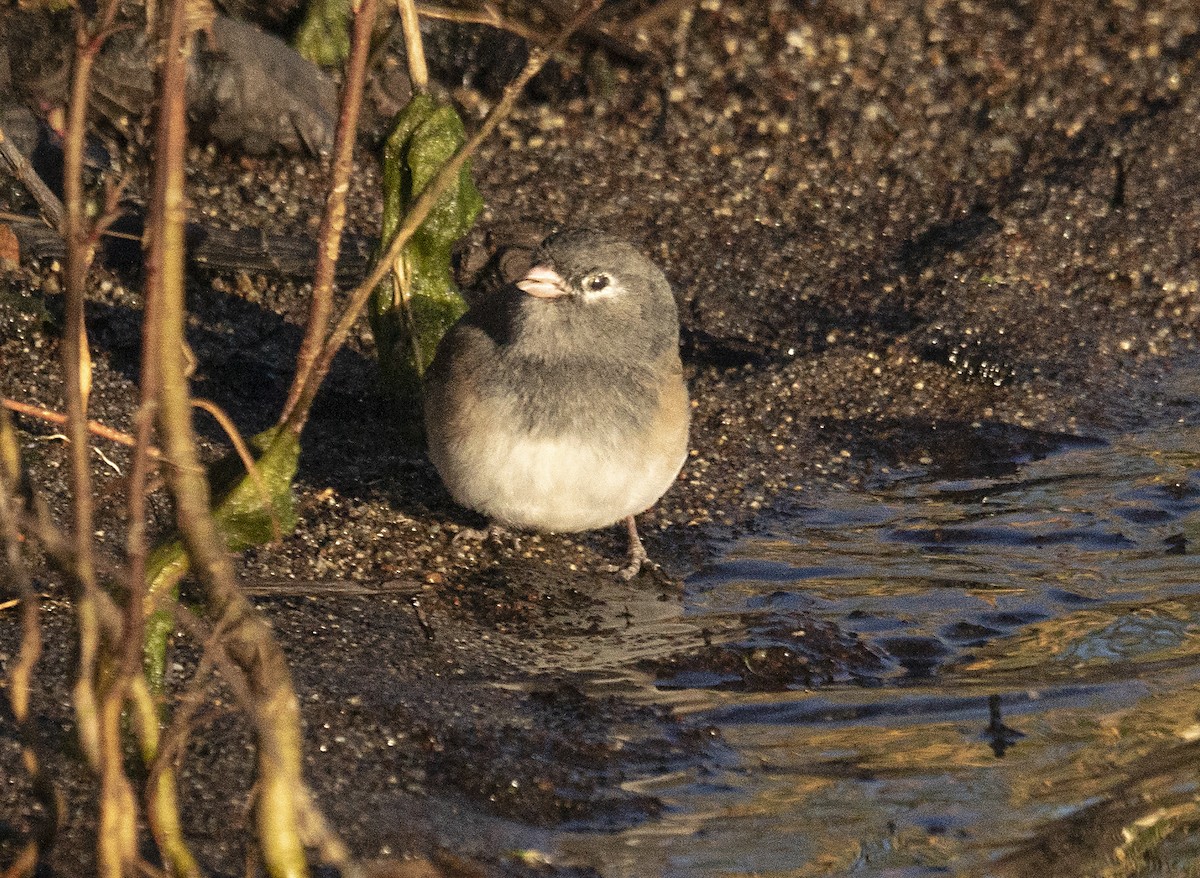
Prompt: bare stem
<box><xmin>283</xmin><ymin>0</ymin><xmax>606</xmax><ymax>435</ymax></box>
<box><xmin>96</xmin><ymin>675</ymin><xmax>139</xmax><ymax>878</ymax></box>
<box><xmin>148</xmin><ymin>3</ymin><xmax>350</xmax><ymax>876</ymax></box>
<box><xmin>396</xmin><ymin>0</ymin><xmax>429</xmax><ymax>92</ymax></box>
<box><xmin>128</xmin><ymin>676</ymin><xmax>202</xmax><ymax>878</ymax></box>
<box><xmin>1</xmin><ymin>397</ymin><xmax>158</xmax><ymax>455</ymax></box>
<box><xmin>0</xmin><ymin>124</ymin><xmax>66</xmax><ymax>233</ymax></box>
<box><xmin>62</xmin><ymin>0</ymin><xmax>106</xmax><ymax>788</ymax></box>
<box><xmin>120</xmin><ymin>16</ymin><xmax>199</xmax><ymax>865</ymax></box>
<box><xmin>60</xmin><ymin>4</ymin><xmax>142</xmax><ymax>875</ymax></box>
<box><xmin>280</xmin><ymin>0</ymin><xmax>380</xmax><ymax>424</ymax></box>
<box><xmin>415</xmin><ymin>2</ymin><xmax>544</xmax><ymax>45</ymax></box>
<box><xmin>3</xmin><ymin>463</ymin><xmax>198</xmax><ymax>876</ymax></box>
<box><xmin>147</xmin><ymin>605</ymin><xmax>237</xmax><ymax>792</ymax></box>
<box><xmin>63</xmin><ymin>3</ymin><xmax>144</xmax><ymax>871</ymax></box>
<box><xmin>0</xmin><ymin>410</ymin><xmax>65</xmax><ymax>878</ymax></box>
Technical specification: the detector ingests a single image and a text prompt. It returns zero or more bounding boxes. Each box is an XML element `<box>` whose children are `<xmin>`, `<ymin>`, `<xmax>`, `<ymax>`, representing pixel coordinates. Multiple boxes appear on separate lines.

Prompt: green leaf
<box><xmin>294</xmin><ymin>0</ymin><xmax>354</xmax><ymax>67</ymax></box>
<box><xmin>370</xmin><ymin>95</ymin><xmax>484</xmax><ymax>429</ymax></box>
<box><xmin>143</xmin><ymin>426</ymin><xmax>301</xmax><ymax>689</ymax></box>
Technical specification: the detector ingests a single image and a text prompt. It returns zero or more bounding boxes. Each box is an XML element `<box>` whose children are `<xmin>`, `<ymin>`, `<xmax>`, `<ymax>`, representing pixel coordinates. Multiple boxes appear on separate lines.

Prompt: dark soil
<box><xmin>3</xmin><ymin>0</ymin><xmax>1200</xmax><ymax>875</ymax></box>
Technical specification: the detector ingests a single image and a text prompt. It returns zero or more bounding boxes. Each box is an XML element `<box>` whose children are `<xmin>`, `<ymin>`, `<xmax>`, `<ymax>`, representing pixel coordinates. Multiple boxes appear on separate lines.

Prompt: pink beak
<box><xmin>516</xmin><ymin>265</ymin><xmax>569</xmax><ymax>299</ymax></box>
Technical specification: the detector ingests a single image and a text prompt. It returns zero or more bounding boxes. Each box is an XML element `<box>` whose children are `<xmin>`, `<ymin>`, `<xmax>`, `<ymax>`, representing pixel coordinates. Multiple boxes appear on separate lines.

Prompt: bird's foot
<box><xmin>607</xmin><ymin>552</ymin><xmax>660</xmax><ymax>581</ymax></box>
<box><xmin>605</xmin><ymin>515</ymin><xmax>658</xmax><ymax>580</ymax></box>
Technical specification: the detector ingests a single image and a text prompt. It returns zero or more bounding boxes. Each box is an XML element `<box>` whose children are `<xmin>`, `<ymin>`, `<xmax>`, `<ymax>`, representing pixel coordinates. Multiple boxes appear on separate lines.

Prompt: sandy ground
<box><xmin>3</xmin><ymin>0</ymin><xmax>1200</xmax><ymax>874</ymax></box>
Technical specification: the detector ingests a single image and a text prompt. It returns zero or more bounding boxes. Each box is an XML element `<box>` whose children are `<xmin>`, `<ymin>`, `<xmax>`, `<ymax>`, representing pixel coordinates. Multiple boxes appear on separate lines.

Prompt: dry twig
<box><xmin>0</xmin><ymin>124</ymin><xmax>66</xmax><ymax>233</ymax></box>
<box><xmin>148</xmin><ymin>3</ymin><xmax>354</xmax><ymax>874</ymax></box>
<box><xmin>62</xmin><ymin>6</ymin><xmax>108</xmax><ymax>781</ymax></box>
<box><xmin>397</xmin><ymin>0</ymin><xmax>430</xmax><ymax>92</ymax></box>
<box><xmin>1</xmin><ymin>397</ymin><xmax>159</xmax><ymax>456</ymax></box>
<box><xmin>416</xmin><ymin>2</ymin><xmax>544</xmax><ymax>44</ymax></box>
<box><xmin>281</xmin><ymin>0</ymin><xmax>381</xmax><ymax>425</ymax></box>
<box><xmin>119</xmin><ymin>13</ymin><xmax>198</xmax><ymax>870</ymax></box>
<box><xmin>147</xmin><ymin>602</ymin><xmax>243</xmax><ymax>796</ymax></box>
<box><xmin>53</xmin><ymin>8</ymin><xmax>148</xmax><ymax>873</ymax></box>
<box><xmin>0</xmin><ymin>410</ymin><xmax>65</xmax><ymax>878</ymax></box>
<box><xmin>62</xmin><ymin>2</ymin><xmax>145</xmax><ymax>871</ymax></box>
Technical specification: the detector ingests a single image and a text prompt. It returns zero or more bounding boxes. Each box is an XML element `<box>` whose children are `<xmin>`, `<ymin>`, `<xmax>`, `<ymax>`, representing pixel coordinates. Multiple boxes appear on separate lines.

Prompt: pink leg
<box><xmin>616</xmin><ymin>515</ymin><xmax>650</xmax><ymax>580</ymax></box>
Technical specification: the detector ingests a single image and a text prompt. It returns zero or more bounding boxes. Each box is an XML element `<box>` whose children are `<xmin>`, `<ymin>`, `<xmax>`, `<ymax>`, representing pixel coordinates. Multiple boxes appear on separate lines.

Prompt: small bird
<box><xmin>423</xmin><ymin>230</ymin><xmax>690</xmax><ymax>579</ymax></box>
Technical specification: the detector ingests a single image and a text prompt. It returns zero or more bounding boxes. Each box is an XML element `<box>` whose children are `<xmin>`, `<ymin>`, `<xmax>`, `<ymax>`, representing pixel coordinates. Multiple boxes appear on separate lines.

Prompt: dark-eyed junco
<box><xmin>423</xmin><ymin>230</ymin><xmax>689</xmax><ymax>579</ymax></box>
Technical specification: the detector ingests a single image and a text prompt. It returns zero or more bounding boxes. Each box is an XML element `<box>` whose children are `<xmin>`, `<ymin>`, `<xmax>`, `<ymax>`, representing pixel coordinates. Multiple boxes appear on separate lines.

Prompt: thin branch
<box><xmin>295</xmin><ymin>788</ymin><xmax>355</xmax><ymax>875</ymax></box>
<box><xmin>120</xmin><ymin>392</ymin><xmax>155</xmax><ymax>682</ymax></box>
<box><xmin>149</xmin><ymin>3</ymin><xmax>350</xmax><ymax>875</ymax></box>
<box><xmin>160</xmin><ymin>602</ymin><xmax>358</xmax><ymax>875</ymax></box>
<box><xmin>397</xmin><ymin>0</ymin><xmax>430</xmax><ymax>93</ymax></box>
<box><xmin>148</xmin><ymin>602</ymin><xmax>242</xmax><ymax>794</ymax></box>
<box><xmin>160</xmin><ymin>598</ymin><xmax>358</xmax><ymax>875</ymax></box>
<box><xmin>283</xmin><ymin>0</ymin><xmax>606</xmax><ymax>435</ymax></box>
<box><xmin>12</xmin><ymin>501</ymin><xmax>129</xmax><ymax>634</ymax></box>
<box><xmin>91</xmin><ymin>173</ymin><xmax>132</xmax><ymax>244</ymax></box>
<box><xmin>128</xmin><ymin>674</ymin><xmax>203</xmax><ymax>878</ymax></box>
<box><xmin>62</xmin><ymin>0</ymin><xmax>108</xmax><ymax>784</ymax></box>
<box><xmin>0</xmin><ymin>410</ymin><xmax>65</xmax><ymax>878</ymax></box>
<box><xmin>537</xmin><ymin>0</ymin><xmax>653</xmax><ymax>65</ymax></box>
<box><xmin>0</xmin><ymin>124</ymin><xmax>66</xmax><ymax>234</ymax></box>
<box><xmin>415</xmin><ymin>2</ymin><xmax>544</xmax><ymax>44</ymax></box>
<box><xmin>65</xmin><ymin>3</ymin><xmax>142</xmax><ymax>871</ymax></box>
<box><xmin>2</xmin><ymin>397</ymin><xmax>160</xmax><ymax>457</ymax></box>
<box><xmin>119</xmin><ymin>40</ymin><xmax>188</xmax><ymax>864</ymax></box>
<box><xmin>123</xmin><ymin>4</ymin><xmax>213</xmax><ymax>877</ymax></box>
<box><xmin>417</xmin><ymin>1</ymin><xmax>649</xmax><ymax>63</ymax></box>
<box><xmin>0</xmin><ymin>210</ymin><xmax>49</xmax><ymax>226</ymax></box>
<box><xmin>2</xmin><ymin>473</ymin><xmax>199</xmax><ymax>876</ymax></box>
<box><xmin>280</xmin><ymin>0</ymin><xmax>380</xmax><ymax>424</ymax></box>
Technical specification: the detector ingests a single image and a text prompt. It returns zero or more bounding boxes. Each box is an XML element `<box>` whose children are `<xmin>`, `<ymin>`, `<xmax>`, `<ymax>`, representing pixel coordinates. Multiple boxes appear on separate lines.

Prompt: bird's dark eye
<box><xmin>583</xmin><ymin>273</ymin><xmax>610</xmax><ymax>292</ymax></box>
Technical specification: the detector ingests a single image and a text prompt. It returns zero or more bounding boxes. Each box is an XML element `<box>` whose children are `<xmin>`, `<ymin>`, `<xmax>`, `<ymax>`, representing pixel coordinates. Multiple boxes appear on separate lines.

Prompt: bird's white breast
<box><xmin>428</xmin><ymin>411</ymin><xmax>687</xmax><ymax>533</ymax></box>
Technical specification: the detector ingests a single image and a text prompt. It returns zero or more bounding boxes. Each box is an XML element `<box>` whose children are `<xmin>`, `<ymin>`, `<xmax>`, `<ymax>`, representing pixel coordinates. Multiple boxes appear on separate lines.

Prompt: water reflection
<box><xmin>554</xmin><ymin>414</ymin><xmax>1200</xmax><ymax>876</ymax></box>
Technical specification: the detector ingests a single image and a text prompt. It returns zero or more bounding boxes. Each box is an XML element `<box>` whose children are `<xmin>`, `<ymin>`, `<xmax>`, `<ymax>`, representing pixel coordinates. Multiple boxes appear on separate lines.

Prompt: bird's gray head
<box><xmin>508</xmin><ymin>230</ymin><xmax>680</xmax><ymax>362</ymax></box>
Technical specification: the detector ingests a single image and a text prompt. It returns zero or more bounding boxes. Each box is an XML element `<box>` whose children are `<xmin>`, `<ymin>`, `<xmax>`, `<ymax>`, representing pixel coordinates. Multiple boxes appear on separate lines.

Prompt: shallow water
<box><xmin>549</xmin><ymin>385</ymin><xmax>1200</xmax><ymax>875</ymax></box>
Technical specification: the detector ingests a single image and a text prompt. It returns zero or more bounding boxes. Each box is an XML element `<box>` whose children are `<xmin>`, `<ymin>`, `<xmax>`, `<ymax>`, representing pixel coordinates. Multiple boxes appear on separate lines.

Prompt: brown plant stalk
<box><xmin>397</xmin><ymin>0</ymin><xmax>430</xmax><ymax>93</ymax></box>
<box><xmin>147</xmin><ymin>2</ymin><xmax>351</xmax><ymax>876</ymax></box>
<box><xmin>415</xmin><ymin>2</ymin><xmax>544</xmax><ymax>45</ymax></box>
<box><xmin>0</xmin><ymin>125</ymin><xmax>66</xmax><ymax>233</ymax></box>
<box><xmin>146</xmin><ymin>605</ymin><xmax>240</xmax><ymax>798</ymax></box>
<box><xmin>60</xmin><ymin>2</ymin><xmax>143</xmax><ymax>875</ymax></box>
<box><xmin>129</xmin><ymin>674</ymin><xmax>201</xmax><ymax>878</ymax></box>
<box><xmin>2</xmin><ymin>475</ymin><xmax>195</xmax><ymax>878</ymax></box>
<box><xmin>280</xmin><ymin>0</ymin><xmax>380</xmax><ymax>425</ymax></box>
<box><xmin>0</xmin><ymin>411</ymin><xmax>65</xmax><ymax>878</ymax></box>
<box><xmin>120</xmin><ymin>12</ymin><xmax>200</xmax><ymax>872</ymax></box>
<box><xmin>1</xmin><ymin>397</ymin><xmax>159</xmax><ymax>456</ymax></box>
<box><xmin>63</xmin><ymin>5</ymin><xmax>105</xmax><ymax>781</ymax></box>
<box><xmin>152</xmin><ymin>601</ymin><xmax>355</xmax><ymax>875</ymax></box>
